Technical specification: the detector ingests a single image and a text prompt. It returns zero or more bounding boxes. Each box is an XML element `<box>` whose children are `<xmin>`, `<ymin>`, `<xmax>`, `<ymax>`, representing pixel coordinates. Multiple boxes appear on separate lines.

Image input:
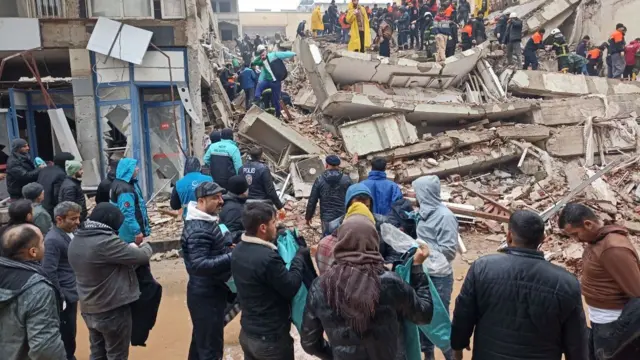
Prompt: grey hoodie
<box><xmin>413</xmin><ymin>175</ymin><xmax>459</xmax><ymax>277</ymax></box>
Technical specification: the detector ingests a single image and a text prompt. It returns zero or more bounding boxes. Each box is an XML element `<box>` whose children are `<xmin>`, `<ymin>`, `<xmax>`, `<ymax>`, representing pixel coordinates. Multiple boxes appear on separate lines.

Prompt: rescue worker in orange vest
<box><xmin>587</xmin><ymin>43</ymin><xmax>606</xmax><ymax>76</ymax></box>
<box><xmin>460</xmin><ymin>22</ymin><xmax>473</xmax><ymax>50</ymax></box>
<box><xmin>339</xmin><ymin>11</ymin><xmax>350</xmax><ymax>44</ymax></box>
<box><xmin>444</xmin><ymin>2</ymin><xmax>454</xmax><ymax>19</ymax></box>
<box><xmin>608</xmin><ymin>23</ymin><xmax>627</xmax><ymax>78</ymax></box>
<box><xmin>523</xmin><ymin>28</ymin><xmax>545</xmax><ymax>70</ymax></box>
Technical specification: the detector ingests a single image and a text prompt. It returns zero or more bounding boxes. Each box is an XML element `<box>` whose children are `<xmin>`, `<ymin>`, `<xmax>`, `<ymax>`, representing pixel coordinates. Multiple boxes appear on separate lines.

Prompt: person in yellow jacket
<box><xmin>311</xmin><ymin>6</ymin><xmax>325</xmax><ymax>36</ymax></box>
<box><xmin>346</xmin><ymin>0</ymin><xmax>371</xmax><ymax>53</ymax></box>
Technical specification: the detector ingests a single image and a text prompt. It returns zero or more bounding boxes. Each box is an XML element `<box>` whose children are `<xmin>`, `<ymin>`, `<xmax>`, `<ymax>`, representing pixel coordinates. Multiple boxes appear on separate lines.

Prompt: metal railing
<box><xmin>29</xmin><ymin>0</ymin><xmax>65</xmax><ymax>18</ymax></box>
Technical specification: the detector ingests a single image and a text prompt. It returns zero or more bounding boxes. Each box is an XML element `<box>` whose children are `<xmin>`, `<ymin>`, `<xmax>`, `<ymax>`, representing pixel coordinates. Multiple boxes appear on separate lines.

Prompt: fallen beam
<box><xmin>546</xmin><ymin>126</ymin><xmax>636</xmax><ymax>157</ymax></box>
<box><xmin>339</xmin><ymin>113</ymin><xmax>419</xmax><ymax>156</ymax></box>
<box><xmin>496</xmin><ymin>125</ymin><xmax>550</xmax><ymax>142</ymax></box>
<box><xmin>530</xmin><ymin>94</ymin><xmax>640</xmax><ymax>126</ymax></box>
<box><xmin>459</xmin><ymin>183</ymin><xmax>513</xmax><ymax>214</ymax></box>
<box><xmin>446</xmin><ymin>205</ymin><xmax>510</xmax><ymax>223</ymax></box>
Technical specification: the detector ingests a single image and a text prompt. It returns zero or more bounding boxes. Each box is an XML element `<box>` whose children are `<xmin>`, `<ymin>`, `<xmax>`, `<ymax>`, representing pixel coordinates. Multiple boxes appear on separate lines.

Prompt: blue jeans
<box><xmin>342</xmin><ymin>29</ymin><xmax>350</xmax><ymax>44</ymax></box>
<box><xmin>421</xmin><ymin>273</ymin><xmax>454</xmax><ymax>360</ymax></box>
<box><xmin>254</xmin><ymin>80</ymin><xmax>282</xmax><ymax>117</ymax></box>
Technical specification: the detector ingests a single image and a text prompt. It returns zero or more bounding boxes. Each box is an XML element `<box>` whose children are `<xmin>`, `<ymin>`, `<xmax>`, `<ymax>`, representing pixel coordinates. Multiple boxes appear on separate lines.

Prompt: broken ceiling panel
<box><xmin>87</xmin><ymin>17</ymin><xmax>152</xmax><ymax>65</ymax></box>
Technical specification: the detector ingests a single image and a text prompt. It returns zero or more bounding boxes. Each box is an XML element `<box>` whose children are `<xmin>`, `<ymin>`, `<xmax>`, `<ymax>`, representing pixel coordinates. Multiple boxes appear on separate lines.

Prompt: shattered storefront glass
<box><xmin>101</xmin><ymin>104</ymin><xmax>132</xmax><ymax>164</ymax></box>
<box><xmin>145</xmin><ymin>105</ymin><xmax>184</xmax><ymax>194</ymax></box>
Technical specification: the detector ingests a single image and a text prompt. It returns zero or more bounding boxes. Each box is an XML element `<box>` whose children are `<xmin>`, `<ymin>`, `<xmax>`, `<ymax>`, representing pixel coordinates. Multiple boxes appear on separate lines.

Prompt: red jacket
<box><xmin>625</xmin><ymin>41</ymin><xmax>640</xmax><ymax>65</ymax></box>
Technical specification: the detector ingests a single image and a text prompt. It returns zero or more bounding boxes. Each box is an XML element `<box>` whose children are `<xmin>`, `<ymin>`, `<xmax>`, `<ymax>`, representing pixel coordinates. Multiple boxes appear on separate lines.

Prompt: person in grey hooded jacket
<box><xmin>412</xmin><ymin>175</ymin><xmax>458</xmax><ymax>360</ymax></box>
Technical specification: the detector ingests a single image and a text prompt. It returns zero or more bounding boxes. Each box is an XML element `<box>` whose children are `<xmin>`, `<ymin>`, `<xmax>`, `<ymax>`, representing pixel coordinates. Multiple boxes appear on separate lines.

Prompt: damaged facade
<box><xmin>0</xmin><ymin>0</ymin><xmax>231</xmax><ymax>197</ymax></box>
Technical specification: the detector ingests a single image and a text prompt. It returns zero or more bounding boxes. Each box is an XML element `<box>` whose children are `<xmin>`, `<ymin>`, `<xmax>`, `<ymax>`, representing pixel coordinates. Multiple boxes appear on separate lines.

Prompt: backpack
<box><xmin>266</xmin><ymin>56</ymin><xmax>288</xmax><ymax>82</ymax></box>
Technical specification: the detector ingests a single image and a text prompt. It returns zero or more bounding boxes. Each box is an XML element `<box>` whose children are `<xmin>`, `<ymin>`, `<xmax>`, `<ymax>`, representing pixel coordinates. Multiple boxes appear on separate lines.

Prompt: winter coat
<box><xmin>42</xmin><ymin>226</ymin><xmax>78</xmax><ymax>303</ymax></box>
<box><xmin>37</xmin><ymin>164</ymin><xmax>66</xmax><ymax>216</ymax></box>
<box><xmin>305</xmin><ymin>169</ymin><xmax>352</xmax><ymax>223</ymax></box>
<box><xmin>238</xmin><ymin>67</ymin><xmax>257</xmax><ymax>90</ymax></box>
<box><xmin>95</xmin><ymin>167</ymin><xmax>115</xmax><ymax>204</ymax></box>
<box><xmin>362</xmin><ymin>170</ymin><xmax>403</xmax><ymax>215</ymax></box>
<box><xmin>300</xmin><ymin>266</ymin><xmax>434</xmax><ymax>360</ymax></box>
<box><xmin>472</xmin><ymin>18</ymin><xmax>487</xmax><ymax>44</ymax></box>
<box><xmin>241</xmin><ymin>160</ymin><xmax>283</xmax><ymax>209</ymax></box>
<box><xmin>251</xmin><ymin>51</ymin><xmax>296</xmax><ymax>82</ymax></box>
<box><xmin>170</xmin><ymin>157</ymin><xmax>212</xmax><ymax>218</ymax></box>
<box><xmin>346</xmin><ymin>3</ymin><xmax>371</xmax><ymax>51</ymax></box>
<box><xmin>504</xmin><ymin>18</ymin><xmax>522</xmax><ymax>43</ymax></box>
<box><xmin>231</xmin><ymin>235</ymin><xmax>305</xmax><ymax>337</ymax></box>
<box><xmin>58</xmin><ymin>176</ymin><xmax>88</xmax><ymax>222</ymax></box>
<box><xmin>576</xmin><ymin>40</ymin><xmax>589</xmax><ymax>57</ymax></box>
<box><xmin>219</xmin><ymin>193</ymin><xmax>247</xmax><ymax>243</ymax></box>
<box><xmin>130</xmin><ymin>264</ymin><xmax>162</xmax><ymax>346</ymax></box>
<box><xmin>494</xmin><ymin>15</ymin><xmax>507</xmax><ymax>44</ymax></box>
<box><xmin>110</xmin><ymin>158</ymin><xmax>151</xmax><ymax>243</ymax></box>
<box><xmin>68</xmin><ymin>220</ymin><xmax>153</xmax><ymax>314</ymax></box>
<box><xmin>312</xmin><ymin>7</ymin><xmax>324</xmax><ymax>31</ymax></box>
<box><xmin>203</xmin><ymin>139</ymin><xmax>242</xmax><ymax>189</ymax></box>
<box><xmin>181</xmin><ymin>202</ymin><xmax>232</xmax><ymax>297</ymax></box>
<box><xmin>451</xmin><ymin>247</ymin><xmax>589</xmax><ymax>360</ymax></box>
<box><xmin>0</xmin><ymin>257</ymin><xmax>66</xmax><ymax>360</ymax></box>
<box><xmin>31</xmin><ymin>203</ymin><xmax>52</xmax><ymax>237</ymax></box>
<box><xmin>297</xmin><ymin>21</ymin><xmax>306</xmax><ymax>36</ymax></box>
<box><xmin>6</xmin><ymin>149</ymin><xmax>39</xmax><ymax>199</ymax></box>
<box><xmin>413</xmin><ymin>175</ymin><xmax>458</xmax><ymax>277</ymax></box>
<box><xmin>398</xmin><ymin>12</ymin><xmax>411</xmax><ymax>31</ymax></box>
<box><xmin>625</xmin><ymin>40</ymin><xmax>640</xmax><ymax>66</ymax></box>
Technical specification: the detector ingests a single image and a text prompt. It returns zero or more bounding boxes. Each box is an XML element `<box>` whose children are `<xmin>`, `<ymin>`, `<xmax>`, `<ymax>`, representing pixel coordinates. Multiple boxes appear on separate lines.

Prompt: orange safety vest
<box><xmin>610</xmin><ymin>30</ymin><xmax>624</xmax><ymax>43</ymax></box>
<box><xmin>444</xmin><ymin>4</ymin><xmax>454</xmax><ymax>18</ymax></box>
<box><xmin>587</xmin><ymin>48</ymin><xmax>601</xmax><ymax>60</ymax></box>
<box><xmin>462</xmin><ymin>24</ymin><xmax>473</xmax><ymax>37</ymax></box>
<box><xmin>339</xmin><ymin>13</ymin><xmax>349</xmax><ymax>29</ymax></box>
<box><xmin>531</xmin><ymin>31</ymin><xmax>543</xmax><ymax>44</ymax></box>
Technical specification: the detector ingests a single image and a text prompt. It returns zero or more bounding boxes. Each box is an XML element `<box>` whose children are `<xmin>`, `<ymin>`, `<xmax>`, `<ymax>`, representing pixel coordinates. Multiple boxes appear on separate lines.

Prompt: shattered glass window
<box><xmin>101</xmin><ymin>104</ymin><xmax>132</xmax><ymax>164</ymax></box>
<box><xmin>97</xmin><ymin>86</ymin><xmax>131</xmax><ymax>101</ymax></box>
<box><xmin>145</xmin><ymin>105</ymin><xmax>184</xmax><ymax>194</ymax></box>
<box><xmin>31</xmin><ymin>91</ymin><xmax>74</xmax><ymax>106</ymax></box>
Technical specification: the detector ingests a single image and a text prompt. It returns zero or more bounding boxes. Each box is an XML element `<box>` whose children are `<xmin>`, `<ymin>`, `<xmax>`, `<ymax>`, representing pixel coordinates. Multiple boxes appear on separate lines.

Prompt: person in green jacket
<box><xmin>202</xmin><ymin>128</ymin><xmax>242</xmax><ymax>189</ymax></box>
<box><xmin>251</xmin><ymin>44</ymin><xmax>296</xmax><ymax>118</ymax></box>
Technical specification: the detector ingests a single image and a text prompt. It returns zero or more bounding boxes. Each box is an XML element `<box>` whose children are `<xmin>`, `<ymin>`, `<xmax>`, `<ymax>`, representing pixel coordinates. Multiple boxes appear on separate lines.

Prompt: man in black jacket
<box><xmin>38</xmin><ymin>152</ymin><xmax>75</xmax><ymax>215</ymax></box>
<box><xmin>504</xmin><ymin>12</ymin><xmax>522</xmax><ymax>66</ymax></box>
<box><xmin>58</xmin><ymin>160</ymin><xmax>87</xmax><ymax>223</ymax></box>
<box><xmin>95</xmin><ymin>159</ymin><xmax>119</xmax><ymax>204</ymax></box>
<box><xmin>220</xmin><ymin>175</ymin><xmax>249</xmax><ymax>243</ymax></box>
<box><xmin>305</xmin><ymin>155</ymin><xmax>352</xmax><ymax>236</ymax></box>
<box><xmin>232</xmin><ymin>202</ymin><xmax>307</xmax><ymax>360</ymax></box>
<box><xmin>241</xmin><ymin>147</ymin><xmax>283</xmax><ymax>210</ymax></box>
<box><xmin>6</xmin><ymin>138</ymin><xmax>40</xmax><ymax>200</ymax></box>
<box><xmin>43</xmin><ymin>201</ymin><xmax>82</xmax><ymax>360</ymax></box>
<box><xmin>181</xmin><ymin>182</ymin><xmax>232</xmax><ymax>360</ymax></box>
<box><xmin>450</xmin><ymin>210</ymin><xmax>588</xmax><ymax>360</ymax></box>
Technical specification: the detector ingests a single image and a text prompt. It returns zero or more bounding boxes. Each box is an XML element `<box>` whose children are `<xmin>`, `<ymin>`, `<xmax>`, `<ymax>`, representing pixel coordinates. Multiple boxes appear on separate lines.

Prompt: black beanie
<box><xmin>227</xmin><ymin>175</ymin><xmax>249</xmax><ymax>195</ymax></box>
<box><xmin>53</xmin><ymin>152</ymin><xmax>75</xmax><ymax>169</ymax></box>
<box><xmin>209</xmin><ymin>130</ymin><xmax>221</xmax><ymax>144</ymax></box>
<box><xmin>89</xmin><ymin>203</ymin><xmax>125</xmax><ymax>231</ymax></box>
<box><xmin>221</xmin><ymin>128</ymin><xmax>234</xmax><ymax>140</ymax></box>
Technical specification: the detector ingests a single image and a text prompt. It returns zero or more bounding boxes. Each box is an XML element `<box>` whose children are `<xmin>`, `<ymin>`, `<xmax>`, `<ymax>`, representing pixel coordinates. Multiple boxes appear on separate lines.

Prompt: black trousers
<box><xmin>379</xmin><ymin>38</ymin><xmax>390</xmax><ymax>57</ymax></box>
<box><xmin>60</xmin><ymin>301</ymin><xmax>77</xmax><ymax>360</ymax></box>
<box><xmin>410</xmin><ymin>28</ymin><xmax>419</xmax><ymax>49</ymax></box>
<box><xmin>187</xmin><ymin>289</ymin><xmax>227</xmax><ymax>360</ymax></box>
<box><xmin>239</xmin><ymin>330</ymin><xmax>294</xmax><ymax>360</ymax></box>
<box><xmin>82</xmin><ymin>305</ymin><xmax>132</xmax><ymax>360</ymax></box>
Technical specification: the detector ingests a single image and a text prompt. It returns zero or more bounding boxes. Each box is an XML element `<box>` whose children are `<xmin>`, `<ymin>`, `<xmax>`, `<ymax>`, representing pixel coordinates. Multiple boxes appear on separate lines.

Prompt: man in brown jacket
<box><xmin>559</xmin><ymin>203</ymin><xmax>640</xmax><ymax>359</ymax></box>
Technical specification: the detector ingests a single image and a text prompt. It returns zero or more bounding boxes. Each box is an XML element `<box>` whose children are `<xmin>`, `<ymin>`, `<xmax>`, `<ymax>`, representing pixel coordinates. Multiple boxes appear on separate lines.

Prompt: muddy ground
<box><xmin>74</xmin><ymin>236</ymin><xmax>497</xmax><ymax>360</ymax></box>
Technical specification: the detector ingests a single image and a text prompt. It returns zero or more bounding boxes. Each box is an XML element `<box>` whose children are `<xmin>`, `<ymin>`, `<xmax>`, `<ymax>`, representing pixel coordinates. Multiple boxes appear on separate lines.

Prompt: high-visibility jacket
<box><xmin>339</xmin><ymin>13</ymin><xmax>349</xmax><ymax>29</ymax></box>
<box><xmin>524</xmin><ymin>31</ymin><xmax>544</xmax><ymax>52</ymax></box>
<box><xmin>461</xmin><ymin>24</ymin><xmax>473</xmax><ymax>46</ymax></box>
<box><xmin>608</xmin><ymin>30</ymin><xmax>625</xmax><ymax>54</ymax></box>
<box><xmin>444</xmin><ymin>4</ymin><xmax>454</xmax><ymax>18</ymax></box>
<box><xmin>587</xmin><ymin>48</ymin><xmax>602</xmax><ymax>61</ymax></box>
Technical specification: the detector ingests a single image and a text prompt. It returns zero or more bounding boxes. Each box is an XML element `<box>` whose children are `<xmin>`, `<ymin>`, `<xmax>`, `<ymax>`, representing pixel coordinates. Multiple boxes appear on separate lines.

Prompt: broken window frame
<box><xmin>87</xmin><ymin>0</ymin><xmax>155</xmax><ymax>19</ymax></box>
<box><xmin>160</xmin><ymin>0</ymin><xmax>186</xmax><ymax>19</ymax></box>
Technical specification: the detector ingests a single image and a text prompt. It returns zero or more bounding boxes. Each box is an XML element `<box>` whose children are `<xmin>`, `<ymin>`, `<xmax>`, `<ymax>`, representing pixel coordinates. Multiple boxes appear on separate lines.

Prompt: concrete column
<box><xmin>186</xmin><ymin>0</ymin><xmax>206</xmax><ymax>160</ymax></box>
<box><xmin>69</xmin><ymin>48</ymin><xmax>102</xmax><ymax>185</ymax></box>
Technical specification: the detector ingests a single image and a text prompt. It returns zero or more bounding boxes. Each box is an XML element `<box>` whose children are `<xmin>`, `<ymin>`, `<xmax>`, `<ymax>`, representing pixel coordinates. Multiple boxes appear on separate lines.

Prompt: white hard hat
<box><xmin>257</xmin><ymin>44</ymin><xmax>266</xmax><ymax>52</ymax></box>
<box><xmin>509</xmin><ymin>12</ymin><xmax>517</xmax><ymax>19</ymax></box>
<box><xmin>550</xmin><ymin>28</ymin><xmax>560</xmax><ymax>35</ymax></box>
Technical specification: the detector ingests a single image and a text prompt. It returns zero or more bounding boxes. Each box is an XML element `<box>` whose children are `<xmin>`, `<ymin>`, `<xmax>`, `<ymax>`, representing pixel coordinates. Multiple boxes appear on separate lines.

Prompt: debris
<box><xmin>339</xmin><ymin>113</ymin><xmax>418</xmax><ymax>156</ymax></box>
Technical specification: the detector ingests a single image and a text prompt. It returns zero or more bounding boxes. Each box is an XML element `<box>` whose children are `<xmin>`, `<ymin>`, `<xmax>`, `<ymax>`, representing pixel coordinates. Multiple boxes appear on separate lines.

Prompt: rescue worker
<box><xmin>444</xmin><ymin>2</ymin><xmax>455</xmax><ymax>19</ymax></box>
<box><xmin>296</xmin><ymin>20</ymin><xmax>306</xmax><ymax>37</ymax></box>
<box><xmin>432</xmin><ymin>12</ymin><xmax>451</xmax><ymax>62</ymax></box>
<box><xmin>203</xmin><ymin>128</ymin><xmax>242</xmax><ymax>190</ymax></box>
<box><xmin>251</xmin><ymin>45</ymin><xmax>296</xmax><ymax>119</ymax></box>
<box><xmin>170</xmin><ymin>157</ymin><xmax>213</xmax><ymax>218</ymax></box>
<box><xmin>422</xmin><ymin>12</ymin><xmax>436</xmax><ymax>59</ymax></box>
<box><xmin>109</xmin><ymin>158</ymin><xmax>150</xmax><ymax>245</ymax></box>
<box><xmin>461</xmin><ymin>21</ymin><xmax>474</xmax><ymax>50</ymax></box>
<box><xmin>346</xmin><ymin>0</ymin><xmax>371</xmax><ymax>53</ymax></box>
<box><xmin>458</xmin><ymin>0</ymin><xmax>470</xmax><ymax>25</ymax></box>
<box><xmin>409</xmin><ymin>2</ymin><xmax>420</xmax><ymax>49</ymax></box>
<box><xmin>587</xmin><ymin>43</ymin><xmax>606</xmax><ymax>76</ymax></box>
<box><xmin>240</xmin><ymin>146</ymin><xmax>283</xmax><ymax>210</ymax></box>
<box><xmin>445</xmin><ymin>20</ymin><xmax>458</xmax><ymax>57</ymax></box>
<box><xmin>545</xmin><ymin>28</ymin><xmax>570</xmax><ymax>72</ymax></box>
<box><xmin>418</xmin><ymin>1</ymin><xmax>430</xmax><ymax>50</ymax></box>
<box><xmin>608</xmin><ymin>23</ymin><xmax>627</xmax><ymax>78</ymax></box>
<box><xmin>568</xmin><ymin>52</ymin><xmax>589</xmax><ymax>75</ymax></box>
<box><xmin>328</xmin><ymin>0</ymin><xmax>339</xmax><ymax>32</ymax></box>
<box><xmin>504</xmin><ymin>12</ymin><xmax>522</xmax><ymax>66</ymax></box>
<box><xmin>398</xmin><ymin>7</ymin><xmax>410</xmax><ymax>50</ymax></box>
<box><xmin>311</xmin><ymin>6</ymin><xmax>324</xmax><ymax>36</ymax></box>
<box><xmin>494</xmin><ymin>12</ymin><xmax>508</xmax><ymax>45</ymax></box>
<box><xmin>623</xmin><ymin>37</ymin><xmax>640</xmax><ymax>80</ymax></box>
<box><xmin>576</xmin><ymin>35</ymin><xmax>590</xmax><ymax>57</ymax></box>
<box><xmin>339</xmin><ymin>11</ymin><xmax>350</xmax><ymax>44</ymax></box>
<box><xmin>523</xmin><ymin>28</ymin><xmax>545</xmax><ymax>70</ymax></box>
<box><xmin>472</xmin><ymin>13</ymin><xmax>487</xmax><ymax>45</ymax></box>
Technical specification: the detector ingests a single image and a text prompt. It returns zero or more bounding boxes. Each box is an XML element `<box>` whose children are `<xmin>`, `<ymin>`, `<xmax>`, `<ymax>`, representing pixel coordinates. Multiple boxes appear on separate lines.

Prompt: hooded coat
<box><xmin>170</xmin><ymin>157</ymin><xmax>213</xmax><ymax>218</ymax></box>
<box><xmin>312</xmin><ymin>7</ymin><xmax>325</xmax><ymax>31</ymax></box>
<box><xmin>95</xmin><ymin>161</ymin><xmax>118</xmax><ymax>204</ymax></box>
<box><xmin>346</xmin><ymin>2</ymin><xmax>371</xmax><ymax>52</ymax></box>
<box><xmin>109</xmin><ymin>158</ymin><xmax>150</xmax><ymax>243</ymax></box>
<box><xmin>203</xmin><ymin>139</ymin><xmax>242</xmax><ymax>189</ymax></box>
<box><xmin>413</xmin><ymin>175</ymin><xmax>458</xmax><ymax>277</ymax></box>
<box><xmin>38</xmin><ymin>152</ymin><xmax>74</xmax><ymax>215</ymax></box>
<box><xmin>305</xmin><ymin>169</ymin><xmax>352</xmax><ymax>223</ymax></box>
<box><xmin>6</xmin><ymin>139</ymin><xmax>39</xmax><ymax>199</ymax></box>
<box><xmin>361</xmin><ymin>170</ymin><xmax>403</xmax><ymax>215</ymax></box>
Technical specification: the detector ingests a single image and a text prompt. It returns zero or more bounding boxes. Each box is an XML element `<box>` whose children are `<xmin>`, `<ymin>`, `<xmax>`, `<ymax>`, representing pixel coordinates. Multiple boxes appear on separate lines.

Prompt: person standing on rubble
<box><xmin>38</xmin><ymin>152</ymin><xmax>75</xmax><ymax>216</ymax></box>
<box><xmin>458</xmin><ymin>0</ymin><xmax>470</xmax><ymax>25</ymax></box>
<box><xmin>494</xmin><ymin>12</ymin><xmax>508</xmax><ymax>45</ymax></box>
<box><xmin>170</xmin><ymin>157</ymin><xmax>213</xmax><ymax>218</ymax></box>
<box><xmin>472</xmin><ymin>13</ymin><xmax>487</xmax><ymax>45</ymax></box>
<box><xmin>451</xmin><ymin>210</ymin><xmax>589</xmax><ymax>360</ymax></box>
<box><xmin>418</xmin><ymin>0</ymin><xmax>430</xmax><ymax>50</ymax></box>
<box><xmin>504</xmin><ymin>12</ymin><xmax>522</xmax><ymax>67</ymax></box>
<box><xmin>312</xmin><ymin>6</ymin><xmax>324</xmax><ymax>36</ymax></box>
<box><xmin>251</xmin><ymin>45</ymin><xmax>296</xmax><ymax>119</ymax></box>
<box><xmin>587</xmin><ymin>43</ymin><xmax>606</xmax><ymax>76</ymax></box>
<box><xmin>58</xmin><ymin>160</ymin><xmax>87</xmax><ymax>223</ymax></box>
<box><xmin>409</xmin><ymin>2</ymin><xmax>420</xmax><ymax>49</ymax></box>
<box><xmin>297</xmin><ymin>20</ymin><xmax>307</xmax><ymax>38</ymax></box>
<box><xmin>328</xmin><ymin>0</ymin><xmax>339</xmax><ymax>33</ymax></box>
<box><xmin>398</xmin><ymin>7</ymin><xmax>411</xmax><ymax>50</ymax></box>
<box><xmin>576</xmin><ymin>35</ymin><xmax>591</xmax><ymax>57</ymax></box>
<box><xmin>623</xmin><ymin>37</ymin><xmax>640</xmax><ymax>80</ymax></box>
<box><xmin>432</xmin><ymin>11</ymin><xmax>451</xmax><ymax>62</ymax></box>
<box><xmin>378</xmin><ymin>11</ymin><xmax>394</xmax><ymax>57</ymax></box>
<box><xmin>339</xmin><ymin>11</ymin><xmax>350</xmax><ymax>44</ymax></box>
<box><xmin>204</xmin><ymin>128</ymin><xmax>242</xmax><ymax>190</ymax></box>
<box><xmin>241</xmin><ymin>146</ymin><xmax>283</xmax><ymax>210</ymax></box>
<box><xmin>412</xmin><ymin>175</ymin><xmax>458</xmax><ymax>360</ymax></box>
<box><xmin>323</xmin><ymin>10</ymin><xmax>331</xmax><ymax>35</ymax></box>
<box><xmin>558</xmin><ymin>203</ymin><xmax>640</xmax><ymax>359</ymax></box>
<box><xmin>422</xmin><ymin>12</ymin><xmax>436</xmax><ymax>58</ymax></box>
<box><xmin>305</xmin><ymin>155</ymin><xmax>352</xmax><ymax>237</ymax></box>
<box><xmin>446</xmin><ymin>20</ymin><xmax>458</xmax><ymax>57</ymax></box>
<box><xmin>523</xmin><ymin>28</ymin><xmax>545</xmax><ymax>70</ymax></box>
<box><xmin>608</xmin><ymin>23</ymin><xmax>627</xmax><ymax>79</ymax></box>
<box><xmin>544</xmin><ymin>28</ymin><xmax>570</xmax><ymax>73</ymax></box>
<box><xmin>110</xmin><ymin>158</ymin><xmax>150</xmax><ymax>245</ymax></box>
<box><xmin>346</xmin><ymin>0</ymin><xmax>371</xmax><ymax>53</ymax></box>
<box><xmin>238</xmin><ymin>62</ymin><xmax>257</xmax><ymax>110</ymax></box>
<box><xmin>6</xmin><ymin>138</ymin><xmax>40</xmax><ymax>201</ymax></box>
<box><xmin>362</xmin><ymin>157</ymin><xmax>403</xmax><ymax>216</ymax></box>
<box><xmin>461</xmin><ymin>21</ymin><xmax>474</xmax><ymax>50</ymax></box>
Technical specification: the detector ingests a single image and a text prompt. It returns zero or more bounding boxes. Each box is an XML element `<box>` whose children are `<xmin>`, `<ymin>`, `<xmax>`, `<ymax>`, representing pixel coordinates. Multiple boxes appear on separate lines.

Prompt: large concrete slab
<box><xmin>238</xmin><ymin>106</ymin><xmax>325</xmax><ymax>155</ymax></box>
<box><xmin>545</xmin><ymin>126</ymin><xmax>637</xmax><ymax>157</ymax></box>
<box><xmin>352</xmin><ymin>83</ymin><xmax>464</xmax><ymax>102</ymax></box>
<box><xmin>504</xmin><ymin>70</ymin><xmax>640</xmax><ymax>98</ymax></box>
<box><xmin>321</xmin><ymin>92</ymin><xmax>533</xmax><ymax>126</ymax></box>
<box><xmin>339</xmin><ymin>113</ymin><xmax>419</xmax><ymax>156</ymax></box>
<box><xmin>324</xmin><ymin>44</ymin><xmax>487</xmax><ymax>89</ymax></box>
<box><xmin>525</xmin><ymin>0</ymin><xmax>581</xmax><ymax>32</ymax></box>
<box><xmin>297</xmin><ymin>39</ymin><xmax>338</xmax><ymax>108</ymax></box>
<box><xmin>531</xmin><ymin>94</ymin><xmax>640</xmax><ymax>126</ymax></box>
<box><xmin>497</xmin><ymin>124</ymin><xmax>551</xmax><ymax>142</ymax></box>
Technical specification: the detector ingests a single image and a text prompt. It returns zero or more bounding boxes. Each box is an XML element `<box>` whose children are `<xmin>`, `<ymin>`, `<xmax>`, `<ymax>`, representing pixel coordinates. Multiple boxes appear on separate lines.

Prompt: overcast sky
<box><xmin>238</xmin><ymin>0</ymin><xmax>300</xmax><ymax>11</ymax></box>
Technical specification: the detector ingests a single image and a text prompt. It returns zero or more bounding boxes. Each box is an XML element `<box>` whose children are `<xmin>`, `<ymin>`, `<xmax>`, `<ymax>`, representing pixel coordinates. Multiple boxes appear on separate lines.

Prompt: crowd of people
<box><xmin>1</xmin><ymin>129</ymin><xmax>639</xmax><ymax>359</ymax></box>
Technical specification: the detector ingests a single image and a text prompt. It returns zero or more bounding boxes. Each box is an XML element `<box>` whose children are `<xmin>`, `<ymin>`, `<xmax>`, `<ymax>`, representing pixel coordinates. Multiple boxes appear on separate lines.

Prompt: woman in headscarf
<box><xmin>300</xmin><ymin>204</ymin><xmax>433</xmax><ymax>360</ymax></box>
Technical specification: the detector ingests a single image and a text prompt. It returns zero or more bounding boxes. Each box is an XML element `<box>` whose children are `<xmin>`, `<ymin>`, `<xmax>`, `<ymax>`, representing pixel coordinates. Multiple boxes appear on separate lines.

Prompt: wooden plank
<box><xmin>446</xmin><ymin>205</ymin><xmax>510</xmax><ymax>223</ymax></box>
<box><xmin>459</xmin><ymin>184</ymin><xmax>513</xmax><ymax>214</ymax></box>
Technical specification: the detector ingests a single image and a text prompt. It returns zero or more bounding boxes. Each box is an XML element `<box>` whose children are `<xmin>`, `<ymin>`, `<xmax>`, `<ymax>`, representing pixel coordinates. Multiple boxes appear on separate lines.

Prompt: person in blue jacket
<box><xmin>237</xmin><ymin>63</ymin><xmax>257</xmax><ymax>110</ymax></box>
<box><xmin>252</xmin><ymin>45</ymin><xmax>296</xmax><ymax>118</ymax></box>
<box><xmin>109</xmin><ymin>158</ymin><xmax>150</xmax><ymax>244</ymax></box>
<box><xmin>361</xmin><ymin>157</ymin><xmax>403</xmax><ymax>215</ymax></box>
<box><xmin>203</xmin><ymin>128</ymin><xmax>242</xmax><ymax>189</ymax></box>
<box><xmin>170</xmin><ymin>157</ymin><xmax>213</xmax><ymax>218</ymax></box>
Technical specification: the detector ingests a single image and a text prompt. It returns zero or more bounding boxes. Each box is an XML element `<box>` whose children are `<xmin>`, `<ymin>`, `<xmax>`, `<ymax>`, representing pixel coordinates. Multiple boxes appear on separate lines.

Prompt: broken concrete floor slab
<box><xmin>238</xmin><ymin>106</ymin><xmax>325</xmax><ymax>156</ymax></box>
<box><xmin>351</xmin><ymin>82</ymin><xmax>464</xmax><ymax>102</ymax></box>
<box><xmin>323</xmin><ymin>44</ymin><xmax>487</xmax><ymax>89</ymax></box>
<box><xmin>525</xmin><ymin>0</ymin><xmax>581</xmax><ymax>32</ymax></box>
<box><xmin>503</xmin><ymin>70</ymin><xmax>640</xmax><ymax>98</ymax></box>
<box><xmin>545</xmin><ymin>126</ymin><xmax>637</xmax><ymax>157</ymax></box>
<box><xmin>530</xmin><ymin>94</ymin><xmax>640</xmax><ymax>126</ymax></box>
<box><xmin>496</xmin><ymin>124</ymin><xmax>550</xmax><ymax>142</ymax></box>
<box><xmin>339</xmin><ymin>113</ymin><xmax>418</xmax><ymax>156</ymax></box>
<box><xmin>297</xmin><ymin>38</ymin><xmax>338</xmax><ymax>108</ymax></box>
